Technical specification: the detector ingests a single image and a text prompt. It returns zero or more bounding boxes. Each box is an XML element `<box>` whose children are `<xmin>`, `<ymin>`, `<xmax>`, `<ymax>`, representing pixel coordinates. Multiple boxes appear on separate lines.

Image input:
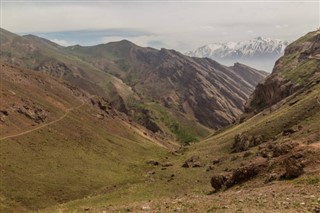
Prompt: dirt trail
<box><xmin>0</xmin><ymin>101</ymin><xmax>85</xmax><ymax>141</ymax></box>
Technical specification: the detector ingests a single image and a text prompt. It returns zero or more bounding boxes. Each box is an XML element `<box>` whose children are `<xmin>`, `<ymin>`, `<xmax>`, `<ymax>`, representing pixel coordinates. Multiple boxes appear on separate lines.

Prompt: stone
<box><xmin>181</xmin><ymin>161</ymin><xmax>189</xmax><ymax>168</ymax></box>
<box><xmin>210</xmin><ymin>174</ymin><xmax>229</xmax><ymax>191</ymax></box>
<box><xmin>162</xmin><ymin>162</ymin><xmax>173</xmax><ymax>167</ymax></box>
<box><xmin>147</xmin><ymin>160</ymin><xmax>160</xmax><ymax>166</ymax></box>
<box><xmin>212</xmin><ymin>159</ymin><xmax>220</xmax><ymax>165</ymax></box>
<box><xmin>283</xmin><ymin>156</ymin><xmax>304</xmax><ymax>179</ymax></box>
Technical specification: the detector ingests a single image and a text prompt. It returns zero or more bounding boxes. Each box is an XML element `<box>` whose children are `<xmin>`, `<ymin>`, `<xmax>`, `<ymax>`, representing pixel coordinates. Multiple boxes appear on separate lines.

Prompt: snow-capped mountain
<box><xmin>186</xmin><ymin>37</ymin><xmax>289</xmax><ymax>71</ymax></box>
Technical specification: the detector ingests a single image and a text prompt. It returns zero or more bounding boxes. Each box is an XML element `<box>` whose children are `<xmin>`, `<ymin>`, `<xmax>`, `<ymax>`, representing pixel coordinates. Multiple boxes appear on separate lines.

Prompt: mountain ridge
<box><xmin>186</xmin><ymin>37</ymin><xmax>289</xmax><ymax>71</ymax></box>
<box><xmin>0</xmin><ymin>28</ymin><xmax>268</xmax><ymax>143</ymax></box>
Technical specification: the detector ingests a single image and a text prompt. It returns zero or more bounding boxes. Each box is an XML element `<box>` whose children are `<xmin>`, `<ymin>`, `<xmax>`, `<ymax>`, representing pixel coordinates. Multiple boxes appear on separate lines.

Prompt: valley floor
<box><xmin>47</xmin><ymin>179</ymin><xmax>320</xmax><ymax>213</ymax></box>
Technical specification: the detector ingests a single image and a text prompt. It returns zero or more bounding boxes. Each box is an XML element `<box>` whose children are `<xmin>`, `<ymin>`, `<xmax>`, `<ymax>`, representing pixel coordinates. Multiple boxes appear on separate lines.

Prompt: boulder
<box><xmin>162</xmin><ymin>162</ymin><xmax>173</xmax><ymax>167</ymax></box>
<box><xmin>181</xmin><ymin>156</ymin><xmax>202</xmax><ymax>168</ymax></box>
<box><xmin>210</xmin><ymin>174</ymin><xmax>229</xmax><ymax>191</ymax></box>
<box><xmin>282</xmin><ymin>128</ymin><xmax>296</xmax><ymax>136</ymax></box>
<box><xmin>283</xmin><ymin>156</ymin><xmax>304</xmax><ymax>179</ymax></box>
<box><xmin>233</xmin><ymin>132</ymin><xmax>264</xmax><ymax>153</ymax></box>
<box><xmin>272</xmin><ymin>142</ymin><xmax>298</xmax><ymax>157</ymax></box>
<box><xmin>210</xmin><ymin>161</ymin><xmax>267</xmax><ymax>191</ymax></box>
<box><xmin>146</xmin><ymin>160</ymin><xmax>160</xmax><ymax>166</ymax></box>
<box><xmin>212</xmin><ymin>158</ymin><xmax>221</xmax><ymax>165</ymax></box>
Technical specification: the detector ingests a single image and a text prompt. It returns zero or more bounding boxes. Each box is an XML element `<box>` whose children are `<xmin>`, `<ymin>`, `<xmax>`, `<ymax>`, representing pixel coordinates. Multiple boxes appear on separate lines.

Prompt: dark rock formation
<box><xmin>17</xmin><ymin>105</ymin><xmax>48</xmax><ymax>123</ymax></box>
<box><xmin>233</xmin><ymin>132</ymin><xmax>264</xmax><ymax>152</ymax></box>
<box><xmin>211</xmin><ymin>161</ymin><xmax>267</xmax><ymax>191</ymax></box>
<box><xmin>283</xmin><ymin>156</ymin><xmax>304</xmax><ymax>179</ymax></box>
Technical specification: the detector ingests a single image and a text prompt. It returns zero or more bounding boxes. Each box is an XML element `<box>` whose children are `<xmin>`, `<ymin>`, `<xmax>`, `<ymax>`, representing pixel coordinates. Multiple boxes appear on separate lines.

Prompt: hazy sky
<box><xmin>2</xmin><ymin>0</ymin><xmax>319</xmax><ymax>52</ymax></box>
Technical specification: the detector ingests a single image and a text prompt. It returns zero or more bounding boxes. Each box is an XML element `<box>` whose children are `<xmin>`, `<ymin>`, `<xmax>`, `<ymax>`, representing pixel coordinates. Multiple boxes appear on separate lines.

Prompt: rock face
<box><xmin>66</xmin><ymin>45</ymin><xmax>268</xmax><ymax>129</ymax></box>
<box><xmin>62</xmin><ymin>42</ymin><xmax>269</xmax><ymax>129</ymax></box>
<box><xmin>245</xmin><ymin>30</ymin><xmax>320</xmax><ymax>114</ymax></box>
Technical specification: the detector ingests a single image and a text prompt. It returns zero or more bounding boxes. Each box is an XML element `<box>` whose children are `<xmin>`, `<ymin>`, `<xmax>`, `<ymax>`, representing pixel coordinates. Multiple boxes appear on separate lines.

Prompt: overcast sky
<box><xmin>2</xmin><ymin>0</ymin><xmax>319</xmax><ymax>52</ymax></box>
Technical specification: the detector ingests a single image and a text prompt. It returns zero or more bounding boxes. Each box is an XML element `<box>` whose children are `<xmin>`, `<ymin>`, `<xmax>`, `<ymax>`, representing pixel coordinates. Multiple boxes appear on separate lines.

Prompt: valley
<box><xmin>0</xmin><ymin>28</ymin><xmax>319</xmax><ymax>213</ymax></box>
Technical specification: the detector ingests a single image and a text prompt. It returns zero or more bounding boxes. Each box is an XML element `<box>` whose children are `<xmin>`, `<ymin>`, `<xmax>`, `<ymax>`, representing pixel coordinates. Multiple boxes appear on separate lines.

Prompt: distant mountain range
<box><xmin>185</xmin><ymin>37</ymin><xmax>289</xmax><ymax>71</ymax></box>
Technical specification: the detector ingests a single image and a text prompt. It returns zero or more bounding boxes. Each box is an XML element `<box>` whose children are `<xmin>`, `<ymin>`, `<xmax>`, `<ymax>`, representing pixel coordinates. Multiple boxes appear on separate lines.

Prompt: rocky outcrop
<box><xmin>283</xmin><ymin>155</ymin><xmax>304</xmax><ymax>179</ymax></box>
<box><xmin>210</xmin><ymin>161</ymin><xmax>267</xmax><ymax>191</ymax></box>
<box><xmin>232</xmin><ymin>132</ymin><xmax>264</xmax><ymax>152</ymax></box>
<box><xmin>245</xmin><ymin>30</ymin><xmax>320</xmax><ymax>114</ymax></box>
<box><xmin>136</xmin><ymin>109</ymin><xmax>162</xmax><ymax>133</ymax></box>
<box><xmin>17</xmin><ymin>105</ymin><xmax>48</xmax><ymax>123</ymax></box>
<box><xmin>110</xmin><ymin>95</ymin><xmax>129</xmax><ymax>114</ymax></box>
<box><xmin>245</xmin><ymin>75</ymin><xmax>299</xmax><ymax>112</ymax></box>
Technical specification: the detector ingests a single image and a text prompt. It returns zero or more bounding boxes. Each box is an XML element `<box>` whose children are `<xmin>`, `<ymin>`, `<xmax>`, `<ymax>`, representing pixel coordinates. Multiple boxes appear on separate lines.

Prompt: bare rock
<box><xmin>0</xmin><ymin>110</ymin><xmax>9</xmax><ymax>116</ymax></box>
<box><xmin>181</xmin><ymin>161</ymin><xmax>189</xmax><ymax>168</ymax></box>
<box><xmin>226</xmin><ymin>162</ymin><xmax>266</xmax><ymax>187</ymax></box>
<box><xmin>147</xmin><ymin>160</ymin><xmax>160</xmax><ymax>166</ymax></box>
<box><xmin>210</xmin><ymin>174</ymin><xmax>229</xmax><ymax>191</ymax></box>
<box><xmin>17</xmin><ymin>105</ymin><xmax>48</xmax><ymax>123</ymax></box>
<box><xmin>181</xmin><ymin>155</ymin><xmax>202</xmax><ymax>168</ymax></box>
<box><xmin>233</xmin><ymin>132</ymin><xmax>264</xmax><ymax>152</ymax></box>
<box><xmin>282</xmin><ymin>128</ymin><xmax>296</xmax><ymax>136</ymax></box>
<box><xmin>283</xmin><ymin>156</ymin><xmax>304</xmax><ymax>179</ymax></box>
<box><xmin>210</xmin><ymin>160</ymin><xmax>267</xmax><ymax>191</ymax></box>
<box><xmin>264</xmin><ymin>172</ymin><xmax>279</xmax><ymax>183</ymax></box>
<box><xmin>272</xmin><ymin>142</ymin><xmax>298</xmax><ymax>157</ymax></box>
<box><xmin>212</xmin><ymin>158</ymin><xmax>221</xmax><ymax>165</ymax></box>
<box><xmin>162</xmin><ymin>162</ymin><xmax>173</xmax><ymax>167</ymax></box>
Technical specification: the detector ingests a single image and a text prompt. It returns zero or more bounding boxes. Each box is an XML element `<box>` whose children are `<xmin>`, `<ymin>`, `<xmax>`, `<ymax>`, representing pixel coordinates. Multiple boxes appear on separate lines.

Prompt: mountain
<box><xmin>0</xmin><ymin>28</ymin><xmax>319</xmax><ymax>213</ymax></box>
<box><xmin>245</xmin><ymin>30</ymin><xmax>320</xmax><ymax>113</ymax></box>
<box><xmin>65</xmin><ymin>42</ymin><xmax>268</xmax><ymax>129</ymax></box>
<box><xmin>0</xmin><ymin>28</ymin><xmax>268</xmax><ymax>144</ymax></box>
<box><xmin>186</xmin><ymin>37</ymin><xmax>289</xmax><ymax>71</ymax></box>
<box><xmin>48</xmin><ymin>30</ymin><xmax>320</xmax><ymax>213</ymax></box>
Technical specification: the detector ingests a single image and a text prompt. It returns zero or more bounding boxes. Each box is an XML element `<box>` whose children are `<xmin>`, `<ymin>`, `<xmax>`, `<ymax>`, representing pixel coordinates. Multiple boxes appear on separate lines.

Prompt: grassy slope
<box><xmin>1</xmin><ymin>30</ymin><xmax>318</xmax><ymax>212</ymax></box>
<box><xmin>45</xmin><ymin>75</ymin><xmax>320</xmax><ymax>213</ymax></box>
<box><xmin>0</xmin><ymin>64</ymin><xmax>167</xmax><ymax>212</ymax></box>
<box><xmin>43</xmin><ymin>31</ymin><xmax>320</xmax><ymax>212</ymax></box>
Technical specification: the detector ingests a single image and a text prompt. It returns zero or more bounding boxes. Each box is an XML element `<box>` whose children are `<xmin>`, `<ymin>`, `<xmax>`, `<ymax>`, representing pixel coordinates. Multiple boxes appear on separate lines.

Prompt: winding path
<box><xmin>0</xmin><ymin>101</ymin><xmax>85</xmax><ymax>141</ymax></box>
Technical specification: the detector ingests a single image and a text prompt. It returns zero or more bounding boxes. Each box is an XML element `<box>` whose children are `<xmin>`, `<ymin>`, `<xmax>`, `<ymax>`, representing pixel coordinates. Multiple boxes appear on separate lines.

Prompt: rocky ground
<box><xmin>102</xmin><ymin>182</ymin><xmax>320</xmax><ymax>213</ymax></box>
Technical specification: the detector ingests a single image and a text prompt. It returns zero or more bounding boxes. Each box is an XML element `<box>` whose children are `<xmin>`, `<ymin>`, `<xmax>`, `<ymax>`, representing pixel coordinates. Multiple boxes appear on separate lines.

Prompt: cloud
<box><xmin>2</xmin><ymin>2</ymin><xmax>319</xmax><ymax>51</ymax></box>
<box><xmin>28</xmin><ymin>29</ymin><xmax>152</xmax><ymax>46</ymax></box>
<box><xmin>275</xmin><ymin>24</ymin><xmax>289</xmax><ymax>29</ymax></box>
<box><xmin>200</xmin><ymin>26</ymin><xmax>216</xmax><ymax>32</ymax></box>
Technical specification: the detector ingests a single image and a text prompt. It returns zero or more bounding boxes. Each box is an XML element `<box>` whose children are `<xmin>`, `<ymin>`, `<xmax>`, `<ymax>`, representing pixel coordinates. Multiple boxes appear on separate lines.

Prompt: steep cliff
<box><xmin>245</xmin><ymin>30</ymin><xmax>320</xmax><ymax>113</ymax></box>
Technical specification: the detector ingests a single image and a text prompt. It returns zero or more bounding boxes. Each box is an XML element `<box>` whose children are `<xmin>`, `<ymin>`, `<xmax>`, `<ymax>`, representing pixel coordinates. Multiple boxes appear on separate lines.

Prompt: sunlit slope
<box><xmin>0</xmin><ymin>63</ymin><xmax>167</xmax><ymax>212</ymax></box>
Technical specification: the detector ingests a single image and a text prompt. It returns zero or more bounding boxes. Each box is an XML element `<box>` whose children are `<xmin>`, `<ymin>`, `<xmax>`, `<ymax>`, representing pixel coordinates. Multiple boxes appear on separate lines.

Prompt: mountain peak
<box><xmin>186</xmin><ymin>37</ymin><xmax>289</xmax><ymax>71</ymax></box>
<box><xmin>255</xmin><ymin>36</ymin><xmax>267</xmax><ymax>41</ymax></box>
